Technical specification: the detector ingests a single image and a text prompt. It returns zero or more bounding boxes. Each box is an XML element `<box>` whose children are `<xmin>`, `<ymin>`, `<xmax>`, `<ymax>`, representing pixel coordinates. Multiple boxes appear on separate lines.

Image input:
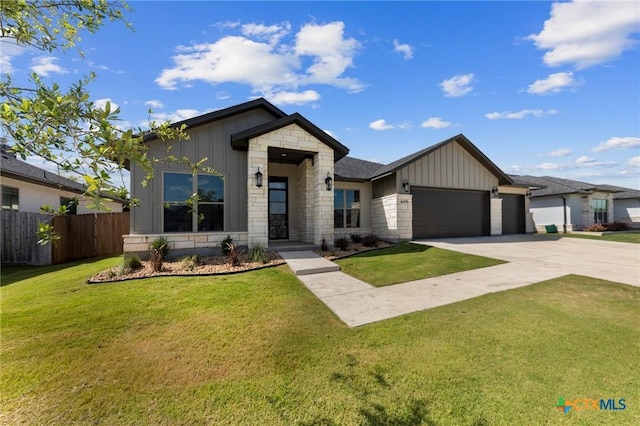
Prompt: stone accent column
<box><xmin>312</xmin><ymin>149</ymin><xmax>335</xmax><ymax>246</ymax></box>
<box><xmin>490</xmin><ymin>197</ymin><xmax>503</xmax><ymax>235</ymax></box>
<box><xmin>296</xmin><ymin>158</ymin><xmax>314</xmax><ymax>242</ymax></box>
<box><xmin>247</xmin><ymin>142</ymin><xmax>269</xmax><ymax>249</ymax></box>
<box><xmin>396</xmin><ymin>194</ymin><xmax>413</xmax><ymax>240</ymax></box>
<box><xmin>370</xmin><ymin>194</ymin><xmax>412</xmax><ymax>241</ymax></box>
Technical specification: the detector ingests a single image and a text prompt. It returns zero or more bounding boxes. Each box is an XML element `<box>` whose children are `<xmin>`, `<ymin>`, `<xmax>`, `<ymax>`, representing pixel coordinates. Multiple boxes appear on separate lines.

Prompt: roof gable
<box><xmin>230</xmin><ymin>113</ymin><xmax>350</xmax><ymax>161</ymax></box>
<box><xmin>370</xmin><ymin>134</ymin><xmax>513</xmax><ymax>185</ymax></box>
<box><xmin>515</xmin><ymin>175</ymin><xmax>627</xmax><ymax>197</ymax></box>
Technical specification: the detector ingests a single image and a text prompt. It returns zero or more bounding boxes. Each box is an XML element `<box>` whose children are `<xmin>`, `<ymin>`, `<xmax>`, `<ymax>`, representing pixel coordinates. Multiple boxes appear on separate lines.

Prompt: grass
<box><xmin>558</xmin><ymin>231</ymin><xmax>640</xmax><ymax>244</ymax></box>
<box><xmin>2</xmin><ymin>258</ymin><xmax>639</xmax><ymax>425</ymax></box>
<box><xmin>335</xmin><ymin>242</ymin><xmax>505</xmax><ymax>286</ymax></box>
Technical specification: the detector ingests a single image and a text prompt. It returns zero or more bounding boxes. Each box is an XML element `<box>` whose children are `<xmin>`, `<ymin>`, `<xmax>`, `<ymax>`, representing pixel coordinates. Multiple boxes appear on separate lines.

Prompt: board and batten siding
<box><xmin>397</xmin><ymin>141</ymin><xmax>498</xmax><ymax>192</ymax></box>
<box><xmin>131</xmin><ymin>109</ymin><xmax>275</xmax><ymax>233</ymax></box>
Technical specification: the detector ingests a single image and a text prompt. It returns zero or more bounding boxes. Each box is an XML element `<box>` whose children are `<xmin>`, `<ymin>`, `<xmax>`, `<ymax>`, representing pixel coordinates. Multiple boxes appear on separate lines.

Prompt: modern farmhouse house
<box><xmin>123</xmin><ymin>98</ymin><xmax>531</xmax><ymax>257</ymax></box>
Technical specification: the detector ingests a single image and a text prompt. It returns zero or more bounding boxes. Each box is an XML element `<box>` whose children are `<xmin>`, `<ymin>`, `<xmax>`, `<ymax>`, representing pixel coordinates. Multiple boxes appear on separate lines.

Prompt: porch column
<box><xmin>247</xmin><ymin>143</ymin><xmax>269</xmax><ymax>249</ymax></box>
<box><xmin>490</xmin><ymin>197</ymin><xmax>503</xmax><ymax>235</ymax></box>
<box><xmin>312</xmin><ymin>148</ymin><xmax>335</xmax><ymax>246</ymax></box>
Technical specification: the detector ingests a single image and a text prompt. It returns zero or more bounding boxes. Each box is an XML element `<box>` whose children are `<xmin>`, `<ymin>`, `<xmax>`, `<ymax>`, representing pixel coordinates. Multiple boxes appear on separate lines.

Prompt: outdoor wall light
<box><xmin>325</xmin><ymin>172</ymin><xmax>333</xmax><ymax>191</ymax></box>
<box><xmin>402</xmin><ymin>179</ymin><xmax>410</xmax><ymax>193</ymax></box>
<box><xmin>255</xmin><ymin>167</ymin><xmax>263</xmax><ymax>188</ymax></box>
<box><xmin>526</xmin><ymin>190</ymin><xmax>532</xmax><ymax>198</ymax></box>
<box><xmin>491</xmin><ymin>186</ymin><xmax>499</xmax><ymax>198</ymax></box>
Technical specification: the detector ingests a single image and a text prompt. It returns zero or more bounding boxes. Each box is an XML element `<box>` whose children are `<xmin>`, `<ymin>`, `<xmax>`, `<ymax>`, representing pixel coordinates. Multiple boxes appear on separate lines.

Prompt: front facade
<box><xmin>124</xmin><ymin>99</ymin><xmax>530</xmax><ymax>257</ymax></box>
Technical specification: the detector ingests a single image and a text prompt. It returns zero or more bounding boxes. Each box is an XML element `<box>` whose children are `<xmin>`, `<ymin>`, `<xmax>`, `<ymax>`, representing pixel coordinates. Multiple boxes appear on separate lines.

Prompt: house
<box><xmin>123</xmin><ymin>98</ymin><xmax>532</xmax><ymax>257</ymax></box>
<box><xmin>0</xmin><ymin>145</ymin><xmax>125</xmax><ymax>214</ymax></box>
<box><xmin>510</xmin><ymin>175</ymin><xmax>639</xmax><ymax>232</ymax></box>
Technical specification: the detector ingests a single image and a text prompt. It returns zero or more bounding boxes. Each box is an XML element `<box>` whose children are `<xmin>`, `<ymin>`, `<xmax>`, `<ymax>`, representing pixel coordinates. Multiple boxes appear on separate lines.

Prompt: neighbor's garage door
<box><xmin>501</xmin><ymin>194</ymin><xmax>526</xmax><ymax>234</ymax></box>
<box><xmin>412</xmin><ymin>188</ymin><xmax>489</xmax><ymax>239</ymax></box>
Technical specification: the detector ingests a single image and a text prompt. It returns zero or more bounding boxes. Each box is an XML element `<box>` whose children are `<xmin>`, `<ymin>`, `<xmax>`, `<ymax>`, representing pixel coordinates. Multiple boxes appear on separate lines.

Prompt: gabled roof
<box><xmin>513</xmin><ymin>175</ymin><xmax>627</xmax><ymax>197</ymax></box>
<box><xmin>1</xmin><ymin>152</ymin><xmax>86</xmax><ymax>194</ymax></box>
<box><xmin>369</xmin><ymin>134</ymin><xmax>513</xmax><ymax>185</ymax></box>
<box><xmin>143</xmin><ymin>98</ymin><xmax>287</xmax><ymax>142</ymax></box>
<box><xmin>230</xmin><ymin>113</ymin><xmax>350</xmax><ymax>161</ymax></box>
<box><xmin>335</xmin><ymin>156</ymin><xmax>385</xmax><ymax>181</ymax></box>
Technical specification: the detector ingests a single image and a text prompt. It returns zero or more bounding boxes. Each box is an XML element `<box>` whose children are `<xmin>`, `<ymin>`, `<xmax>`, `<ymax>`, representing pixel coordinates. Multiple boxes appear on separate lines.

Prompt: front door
<box><xmin>269</xmin><ymin>177</ymin><xmax>288</xmax><ymax>240</ymax></box>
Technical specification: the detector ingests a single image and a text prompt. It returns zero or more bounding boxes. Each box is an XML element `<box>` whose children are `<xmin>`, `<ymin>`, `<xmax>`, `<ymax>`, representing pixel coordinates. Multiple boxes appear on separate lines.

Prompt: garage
<box><xmin>412</xmin><ymin>187</ymin><xmax>490</xmax><ymax>238</ymax></box>
<box><xmin>501</xmin><ymin>194</ymin><xmax>526</xmax><ymax>234</ymax></box>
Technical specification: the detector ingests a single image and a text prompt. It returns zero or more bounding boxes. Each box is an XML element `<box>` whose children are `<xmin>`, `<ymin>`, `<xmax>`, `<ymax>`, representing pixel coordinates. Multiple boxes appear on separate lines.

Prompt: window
<box><xmin>592</xmin><ymin>199</ymin><xmax>608</xmax><ymax>224</ymax></box>
<box><xmin>60</xmin><ymin>197</ymin><xmax>78</xmax><ymax>215</ymax></box>
<box><xmin>1</xmin><ymin>186</ymin><xmax>19</xmax><ymax>211</ymax></box>
<box><xmin>334</xmin><ymin>189</ymin><xmax>360</xmax><ymax>228</ymax></box>
<box><xmin>163</xmin><ymin>172</ymin><xmax>224</xmax><ymax>232</ymax></box>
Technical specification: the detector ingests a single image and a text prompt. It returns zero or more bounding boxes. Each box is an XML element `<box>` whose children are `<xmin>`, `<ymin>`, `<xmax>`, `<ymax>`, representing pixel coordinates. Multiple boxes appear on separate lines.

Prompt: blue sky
<box><xmin>3</xmin><ymin>1</ymin><xmax>640</xmax><ymax>189</ymax></box>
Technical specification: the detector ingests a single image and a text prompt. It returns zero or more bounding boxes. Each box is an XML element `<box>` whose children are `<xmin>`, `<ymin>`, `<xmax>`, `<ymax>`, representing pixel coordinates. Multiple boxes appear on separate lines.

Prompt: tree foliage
<box><xmin>0</xmin><ymin>1</ymin><xmax>203</xmax><ymax>244</ymax></box>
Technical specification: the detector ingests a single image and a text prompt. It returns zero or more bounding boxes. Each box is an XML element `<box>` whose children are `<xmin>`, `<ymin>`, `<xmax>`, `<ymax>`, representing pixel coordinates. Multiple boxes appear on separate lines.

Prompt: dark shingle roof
<box><xmin>369</xmin><ymin>134</ymin><xmax>513</xmax><ymax>185</ymax></box>
<box><xmin>512</xmin><ymin>175</ymin><xmax>630</xmax><ymax>197</ymax></box>
<box><xmin>1</xmin><ymin>152</ymin><xmax>86</xmax><ymax>193</ymax></box>
<box><xmin>335</xmin><ymin>156</ymin><xmax>385</xmax><ymax>181</ymax></box>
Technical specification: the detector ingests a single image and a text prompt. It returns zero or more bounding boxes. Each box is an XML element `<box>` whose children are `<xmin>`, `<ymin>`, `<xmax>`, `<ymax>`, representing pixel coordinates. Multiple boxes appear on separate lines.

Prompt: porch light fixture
<box><xmin>255</xmin><ymin>167</ymin><xmax>263</xmax><ymax>188</ymax></box>
<box><xmin>325</xmin><ymin>172</ymin><xmax>333</xmax><ymax>191</ymax></box>
<box><xmin>491</xmin><ymin>186</ymin><xmax>499</xmax><ymax>198</ymax></box>
<box><xmin>402</xmin><ymin>179</ymin><xmax>410</xmax><ymax>193</ymax></box>
<box><xmin>526</xmin><ymin>190</ymin><xmax>532</xmax><ymax>198</ymax></box>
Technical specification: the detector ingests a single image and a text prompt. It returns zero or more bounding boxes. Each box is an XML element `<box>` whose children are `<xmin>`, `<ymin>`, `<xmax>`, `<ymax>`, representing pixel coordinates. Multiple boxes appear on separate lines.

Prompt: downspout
<box><xmin>559</xmin><ymin>195</ymin><xmax>567</xmax><ymax>234</ymax></box>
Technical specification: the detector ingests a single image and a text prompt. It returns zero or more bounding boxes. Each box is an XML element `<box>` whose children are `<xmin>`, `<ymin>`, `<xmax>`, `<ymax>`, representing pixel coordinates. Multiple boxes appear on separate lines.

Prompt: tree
<box><xmin>0</xmin><ymin>0</ymin><xmax>198</xmax><ymax>244</ymax></box>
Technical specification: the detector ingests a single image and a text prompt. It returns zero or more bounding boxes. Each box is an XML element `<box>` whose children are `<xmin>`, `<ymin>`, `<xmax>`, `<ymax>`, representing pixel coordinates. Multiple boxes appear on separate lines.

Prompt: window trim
<box><xmin>1</xmin><ymin>186</ymin><xmax>19</xmax><ymax>211</ymax></box>
<box><xmin>162</xmin><ymin>171</ymin><xmax>225</xmax><ymax>233</ymax></box>
<box><xmin>334</xmin><ymin>188</ymin><xmax>361</xmax><ymax>229</ymax></box>
<box><xmin>592</xmin><ymin>198</ymin><xmax>608</xmax><ymax>224</ymax></box>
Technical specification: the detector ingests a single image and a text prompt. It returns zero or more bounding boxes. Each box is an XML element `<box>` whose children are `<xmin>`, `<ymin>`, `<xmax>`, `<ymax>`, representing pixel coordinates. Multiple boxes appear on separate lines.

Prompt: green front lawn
<box><xmin>561</xmin><ymin>231</ymin><xmax>640</xmax><ymax>244</ymax></box>
<box><xmin>335</xmin><ymin>242</ymin><xmax>505</xmax><ymax>286</ymax></box>
<box><xmin>2</xmin><ymin>259</ymin><xmax>639</xmax><ymax>425</ymax></box>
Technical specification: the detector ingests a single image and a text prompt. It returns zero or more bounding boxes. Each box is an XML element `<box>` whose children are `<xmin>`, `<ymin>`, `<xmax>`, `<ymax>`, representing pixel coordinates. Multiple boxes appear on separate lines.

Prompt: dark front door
<box><xmin>269</xmin><ymin>177</ymin><xmax>288</xmax><ymax>240</ymax></box>
<box><xmin>501</xmin><ymin>194</ymin><xmax>526</xmax><ymax>234</ymax></box>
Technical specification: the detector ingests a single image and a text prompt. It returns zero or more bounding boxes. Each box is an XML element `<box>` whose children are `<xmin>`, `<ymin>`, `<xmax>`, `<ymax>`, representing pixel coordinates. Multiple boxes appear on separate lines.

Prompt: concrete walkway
<box><xmin>278</xmin><ymin>235</ymin><xmax>640</xmax><ymax>327</ymax></box>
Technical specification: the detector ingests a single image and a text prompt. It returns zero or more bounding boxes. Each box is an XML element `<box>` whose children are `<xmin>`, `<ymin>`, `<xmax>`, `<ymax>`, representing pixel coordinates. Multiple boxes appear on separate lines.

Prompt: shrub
<box><xmin>181</xmin><ymin>254</ymin><xmax>201</xmax><ymax>271</ymax></box>
<box><xmin>335</xmin><ymin>237</ymin><xmax>350</xmax><ymax>251</ymax></box>
<box><xmin>226</xmin><ymin>242</ymin><xmax>243</xmax><ymax>267</ymax></box>
<box><xmin>321</xmin><ymin>237</ymin><xmax>328</xmax><ymax>251</ymax></box>
<box><xmin>583</xmin><ymin>223</ymin><xmax>606</xmax><ymax>232</ymax></box>
<box><xmin>605</xmin><ymin>221</ymin><xmax>631</xmax><ymax>231</ymax></box>
<box><xmin>361</xmin><ymin>234</ymin><xmax>380</xmax><ymax>247</ymax></box>
<box><xmin>122</xmin><ymin>253</ymin><xmax>142</xmax><ymax>271</ymax></box>
<box><xmin>249</xmin><ymin>243</ymin><xmax>268</xmax><ymax>264</ymax></box>
<box><xmin>150</xmin><ymin>236</ymin><xmax>169</xmax><ymax>260</ymax></box>
<box><xmin>221</xmin><ymin>235</ymin><xmax>234</xmax><ymax>255</ymax></box>
<box><xmin>350</xmin><ymin>234</ymin><xmax>362</xmax><ymax>244</ymax></box>
<box><xmin>149</xmin><ymin>250</ymin><xmax>164</xmax><ymax>272</ymax></box>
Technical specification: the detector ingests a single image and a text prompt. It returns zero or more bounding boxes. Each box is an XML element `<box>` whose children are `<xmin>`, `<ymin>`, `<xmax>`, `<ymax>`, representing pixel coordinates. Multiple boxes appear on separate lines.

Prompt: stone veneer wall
<box><xmin>370</xmin><ymin>194</ymin><xmax>412</xmax><ymax>241</ymax></box>
<box><xmin>296</xmin><ymin>158</ymin><xmax>313</xmax><ymax>243</ymax></box>
<box><xmin>490</xmin><ymin>197</ymin><xmax>503</xmax><ymax>236</ymax></box>
<box><xmin>123</xmin><ymin>232</ymin><xmax>248</xmax><ymax>259</ymax></box>
<box><xmin>247</xmin><ymin>124</ymin><xmax>334</xmax><ymax>248</ymax></box>
<box><xmin>581</xmin><ymin>192</ymin><xmax>614</xmax><ymax>229</ymax></box>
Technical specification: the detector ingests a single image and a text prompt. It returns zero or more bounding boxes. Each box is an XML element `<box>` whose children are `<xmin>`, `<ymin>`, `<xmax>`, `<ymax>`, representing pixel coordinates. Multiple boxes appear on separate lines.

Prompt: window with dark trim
<box><xmin>163</xmin><ymin>172</ymin><xmax>224</xmax><ymax>232</ymax></box>
<box><xmin>592</xmin><ymin>199</ymin><xmax>608</xmax><ymax>224</ymax></box>
<box><xmin>334</xmin><ymin>189</ymin><xmax>360</xmax><ymax>228</ymax></box>
<box><xmin>60</xmin><ymin>197</ymin><xmax>78</xmax><ymax>215</ymax></box>
<box><xmin>1</xmin><ymin>186</ymin><xmax>19</xmax><ymax>211</ymax></box>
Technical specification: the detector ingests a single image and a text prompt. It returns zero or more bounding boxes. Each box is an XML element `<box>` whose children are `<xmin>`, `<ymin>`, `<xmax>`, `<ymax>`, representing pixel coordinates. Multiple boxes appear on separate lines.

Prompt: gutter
<box><xmin>558</xmin><ymin>195</ymin><xmax>568</xmax><ymax>234</ymax></box>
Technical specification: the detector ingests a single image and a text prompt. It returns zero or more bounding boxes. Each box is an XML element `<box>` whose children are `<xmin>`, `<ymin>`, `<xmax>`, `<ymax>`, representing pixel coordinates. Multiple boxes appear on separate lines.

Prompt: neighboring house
<box><xmin>124</xmin><ymin>98</ymin><xmax>532</xmax><ymax>257</ymax></box>
<box><xmin>510</xmin><ymin>175</ymin><xmax>638</xmax><ymax>232</ymax></box>
<box><xmin>0</xmin><ymin>145</ymin><xmax>125</xmax><ymax>214</ymax></box>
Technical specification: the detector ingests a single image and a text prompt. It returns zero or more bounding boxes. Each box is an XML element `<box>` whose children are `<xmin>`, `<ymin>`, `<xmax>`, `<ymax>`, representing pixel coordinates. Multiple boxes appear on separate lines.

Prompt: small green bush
<box><xmin>335</xmin><ymin>237</ymin><xmax>350</xmax><ymax>251</ymax></box>
<box><xmin>122</xmin><ymin>253</ymin><xmax>142</xmax><ymax>271</ymax></box>
<box><xmin>249</xmin><ymin>243</ymin><xmax>268</xmax><ymax>264</ymax></box>
<box><xmin>583</xmin><ymin>223</ymin><xmax>606</xmax><ymax>232</ymax></box>
<box><xmin>350</xmin><ymin>234</ymin><xmax>362</xmax><ymax>244</ymax></box>
<box><xmin>150</xmin><ymin>236</ymin><xmax>169</xmax><ymax>260</ymax></box>
<box><xmin>362</xmin><ymin>234</ymin><xmax>380</xmax><ymax>247</ymax></box>
<box><xmin>181</xmin><ymin>254</ymin><xmax>201</xmax><ymax>271</ymax></box>
<box><xmin>226</xmin><ymin>242</ymin><xmax>243</xmax><ymax>266</ymax></box>
<box><xmin>221</xmin><ymin>235</ymin><xmax>234</xmax><ymax>255</ymax></box>
<box><xmin>605</xmin><ymin>221</ymin><xmax>631</xmax><ymax>231</ymax></box>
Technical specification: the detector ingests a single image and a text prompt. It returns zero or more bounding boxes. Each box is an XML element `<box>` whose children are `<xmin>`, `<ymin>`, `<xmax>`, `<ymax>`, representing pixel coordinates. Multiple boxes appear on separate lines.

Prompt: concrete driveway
<box><xmin>288</xmin><ymin>235</ymin><xmax>639</xmax><ymax>327</ymax></box>
<box><xmin>413</xmin><ymin>235</ymin><xmax>640</xmax><ymax>288</ymax></box>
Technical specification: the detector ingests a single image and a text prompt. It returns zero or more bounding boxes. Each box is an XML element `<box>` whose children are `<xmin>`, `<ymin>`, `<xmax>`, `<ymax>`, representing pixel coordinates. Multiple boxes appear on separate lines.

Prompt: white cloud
<box><xmin>0</xmin><ymin>55</ymin><xmax>12</xmax><ymax>74</ymax></box>
<box><xmin>323</xmin><ymin>129</ymin><xmax>337</xmax><ymax>139</ymax></box>
<box><xmin>150</xmin><ymin>108</ymin><xmax>207</xmax><ymax>123</ymax></box>
<box><xmin>576</xmin><ymin>155</ymin><xmax>595</xmax><ymax>164</ymax></box>
<box><xmin>144</xmin><ymin>99</ymin><xmax>164</xmax><ymax>109</ymax></box>
<box><xmin>485</xmin><ymin>109</ymin><xmax>557</xmax><ymax>120</ymax></box>
<box><xmin>421</xmin><ymin>117</ymin><xmax>451</xmax><ymax>129</ymax></box>
<box><xmin>541</xmin><ymin>148</ymin><xmax>572</xmax><ymax>157</ymax></box>
<box><xmin>440</xmin><ymin>73</ymin><xmax>474</xmax><ymax>97</ymax></box>
<box><xmin>528</xmin><ymin>1</ymin><xmax>640</xmax><ymax>69</ymax></box>
<box><xmin>30</xmin><ymin>56</ymin><xmax>68</xmax><ymax>77</ymax></box>
<box><xmin>267</xmin><ymin>90</ymin><xmax>320</xmax><ymax>105</ymax></box>
<box><xmin>527</xmin><ymin>71</ymin><xmax>581</xmax><ymax>95</ymax></box>
<box><xmin>369</xmin><ymin>119</ymin><xmax>395</xmax><ymax>131</ymax></box>
<box><xmin>626</xmin><ymin>156</ymin><xmax>640</xmax><ymax>168</ymax></box>
<box><xmin>215</xmin><ymin>91</ymin><xmax>230</xmax><ymax>100</ymax></box>
<box><xmin>591</xmin><ymin>136</ymin><xmax>640</xmax><ymax>152</ymax></box>
<box><xmin>94</xmin><ymin>98</ymin><xmax>119</xmax><ymax>112</ymax></box>
<box><xmin>156</xmin><ymin>21</ymin><xmax>362</xmax><ymax>102</ymax></box>
<box><xmin>393</xmin><ymin>39</ymin><xmax>414</xmax><ymax>59</ymax></box>
<box><xmin>0</xmin><ymin>38</ymin><xmax>27</xmax><ymax>74</ymax></box>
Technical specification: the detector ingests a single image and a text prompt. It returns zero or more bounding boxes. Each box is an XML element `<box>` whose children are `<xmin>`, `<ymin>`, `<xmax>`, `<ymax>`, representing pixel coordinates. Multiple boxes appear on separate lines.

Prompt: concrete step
<box><xmin>277</xmin><ymin>250</ymin><xmax>341</xmax><ymax>275</ymax></box>
<box><xmin>269</xmin><ymin>241</ymin><xmax>319</xmax><ymax>252</ymax></box>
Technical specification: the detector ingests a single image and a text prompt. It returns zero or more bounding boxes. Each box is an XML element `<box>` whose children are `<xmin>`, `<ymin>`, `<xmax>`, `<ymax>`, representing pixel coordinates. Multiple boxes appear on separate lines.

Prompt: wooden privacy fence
<box><xmin>1</xmin><ymin>211</ymin><xmax>52</xmax><ymax>265</ymax></box>
<box><xmin>52</xmin><ymin>212</ymin><xmax>129</xmax><ymax>264</ymax></box>
<box><xmin>1</xmin><ymin>211</ymin><xmax>128</xmax><ymax>265</ymax></box>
